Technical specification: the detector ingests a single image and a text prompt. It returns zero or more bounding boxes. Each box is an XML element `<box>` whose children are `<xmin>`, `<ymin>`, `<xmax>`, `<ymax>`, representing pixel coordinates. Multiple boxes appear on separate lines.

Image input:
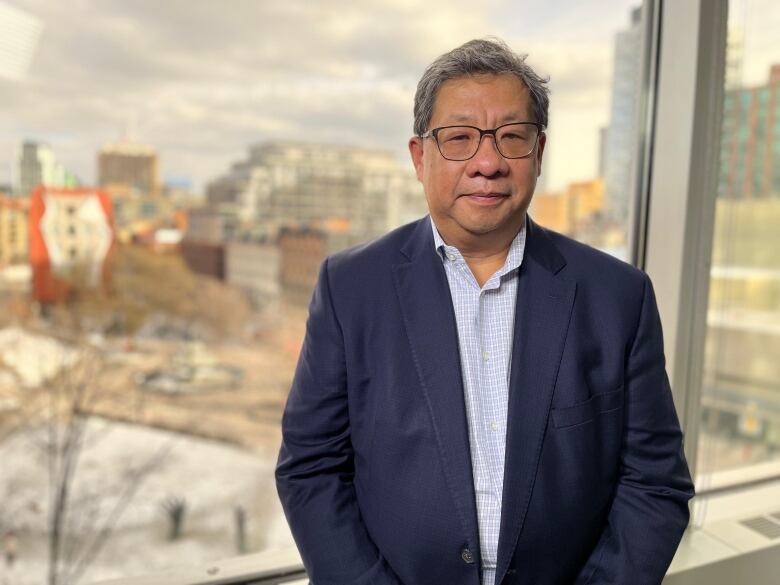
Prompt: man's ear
<box><xmin>535</xmin><ymin>132</ymin><xmax>546</xmax><ymax>178</ymax></box>
<box><xmin>408</xmin><ymin>137</ymin><xmax>425</xmax><ymax>183</ymax></box>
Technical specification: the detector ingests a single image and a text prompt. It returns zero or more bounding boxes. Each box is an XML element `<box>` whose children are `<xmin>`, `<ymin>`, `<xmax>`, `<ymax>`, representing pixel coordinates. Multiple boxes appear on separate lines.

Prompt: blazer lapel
<box><xmin>496</xmin><ymin>218</ymin><xmax>577</xmax><ymax>582</ymax></box>
<box><xmin>392</xmin><ymin>217</ymin><xmax>482</xmax><ymax>562</ymax></box>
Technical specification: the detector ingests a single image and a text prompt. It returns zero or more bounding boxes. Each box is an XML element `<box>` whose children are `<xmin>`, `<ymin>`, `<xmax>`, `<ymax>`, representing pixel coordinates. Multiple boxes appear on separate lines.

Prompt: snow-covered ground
<box><xmin>0</xmin><ymin>327</ymin><xmax>78</xmax><ymax>388</ymax></box>
<box><xmin>0</xmin><ymin>418</ymin><xmax>294</xmax><ymax>584</ymax></box>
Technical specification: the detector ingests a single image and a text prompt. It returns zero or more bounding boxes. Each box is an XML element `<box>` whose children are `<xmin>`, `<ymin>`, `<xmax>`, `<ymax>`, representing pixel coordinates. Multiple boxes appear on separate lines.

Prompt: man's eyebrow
<box><xmin>499</xmin><ymin>112</ymin><xmax>530</xmax><ymax>124</ymax></box>
<box><xmin>439</xmin><ymin>112</ymin><xmax>530</xmax><ymax>125</ymax></box>
<box><xmin>444</xmin><ymin>113</ymin><xmax>476</xmax><ymax>124</ymax></box>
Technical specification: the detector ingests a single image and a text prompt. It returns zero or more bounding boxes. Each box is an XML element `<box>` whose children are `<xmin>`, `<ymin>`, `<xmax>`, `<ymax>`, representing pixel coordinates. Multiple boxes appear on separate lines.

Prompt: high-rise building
<box><xmin>597</xmin><ymin>126</ymin><xmax>609</xmax><ymax>178</ymax></box>
<box><xmin>13</xmin><ymin>141</ymin><xmax>77</xmax><ymax>198</ymax></box>
<box><xmin>719</xmin><ymin>64</ymin><xmax>780</xmax><ymax>199</ymax></box>
<box><xmin>603</xmin><ymin>6</ymin><xmax>642</xmax><ymax>222</ymax></box>
<box><xmin>206</xmin><ymin>141</ymin><xmax>426</xmax><ymax>243</ymax></box>
<box><xmin>98</xmin><ymin>142</ymin><xmax>160</xmax><ymax>197</ymax></box>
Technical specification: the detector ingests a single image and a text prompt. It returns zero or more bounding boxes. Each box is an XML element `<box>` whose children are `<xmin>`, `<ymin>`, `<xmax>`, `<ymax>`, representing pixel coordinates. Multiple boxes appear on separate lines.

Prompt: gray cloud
<box><xmin>2</xmin><ymin>0</ymin><xmax>638</xmax><ymax>191</ymax></box>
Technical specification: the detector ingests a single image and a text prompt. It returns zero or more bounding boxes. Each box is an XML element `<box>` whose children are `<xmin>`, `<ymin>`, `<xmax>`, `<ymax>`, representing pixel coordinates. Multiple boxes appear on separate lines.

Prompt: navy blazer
<box><xmin>276</xmin><ymin>216</ymin><xmax>694</xmax><ymax>585</ymax></box>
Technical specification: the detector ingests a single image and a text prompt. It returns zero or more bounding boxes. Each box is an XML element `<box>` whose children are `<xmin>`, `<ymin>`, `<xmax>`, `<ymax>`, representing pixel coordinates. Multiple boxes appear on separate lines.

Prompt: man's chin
<box><xmin>463</xmin><ymin>223</ymin><xmax>499</xmax><ymax>235</ymax></box>
<box><xmin>456</xmin><ymin>213</ymin><xmax>525</xmax><ymax>237</ymax></box>
<box><xmin>455</xmin><ymin>220</ymin><xmax>510</xmax><ymax>238</ymax></box>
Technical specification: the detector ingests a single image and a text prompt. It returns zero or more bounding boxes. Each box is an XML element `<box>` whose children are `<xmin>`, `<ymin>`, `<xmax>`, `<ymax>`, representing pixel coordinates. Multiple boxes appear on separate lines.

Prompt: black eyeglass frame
<box><xmin>419</xmin><ymin>121</ymin><xmax>545</xmax><ymax>161</ymax></box>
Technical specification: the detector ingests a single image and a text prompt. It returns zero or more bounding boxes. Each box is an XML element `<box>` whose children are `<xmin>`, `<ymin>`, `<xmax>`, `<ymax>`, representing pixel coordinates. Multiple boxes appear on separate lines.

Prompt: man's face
<box><xmin>409</xmin><ymin>73</ymin><xmax>545</xmax><ymax>245</ymax></box>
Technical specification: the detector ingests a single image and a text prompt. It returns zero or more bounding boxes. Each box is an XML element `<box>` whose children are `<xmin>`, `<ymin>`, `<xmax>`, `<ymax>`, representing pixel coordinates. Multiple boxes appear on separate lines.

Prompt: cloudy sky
<box><xmin>0</xmin><ymin>0</ymin><xmax>684</xmax><ymax>192</ymax></box>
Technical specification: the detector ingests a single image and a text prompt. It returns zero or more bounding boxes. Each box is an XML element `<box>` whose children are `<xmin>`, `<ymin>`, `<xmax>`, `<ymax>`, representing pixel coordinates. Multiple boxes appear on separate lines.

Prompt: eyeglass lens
<box><xmin>436</xmin><ymin>124</ymin><xmax>539</xmax><ymax>160</ymax></box>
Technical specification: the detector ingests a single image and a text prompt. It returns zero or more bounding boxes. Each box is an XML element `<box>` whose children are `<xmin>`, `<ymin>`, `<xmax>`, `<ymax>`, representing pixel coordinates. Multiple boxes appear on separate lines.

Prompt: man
<box><xmin>276</xmin><ymin>38</ymin><xmax>694</xmax><ymax>585</ymax></box>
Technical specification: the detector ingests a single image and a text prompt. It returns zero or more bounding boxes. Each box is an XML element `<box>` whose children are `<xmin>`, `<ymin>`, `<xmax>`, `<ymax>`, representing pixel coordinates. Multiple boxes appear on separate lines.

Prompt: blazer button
<box><xmin>461</xmin><ymin>548</ymin><xmax>475</xmax><ymax>564</ymax></box>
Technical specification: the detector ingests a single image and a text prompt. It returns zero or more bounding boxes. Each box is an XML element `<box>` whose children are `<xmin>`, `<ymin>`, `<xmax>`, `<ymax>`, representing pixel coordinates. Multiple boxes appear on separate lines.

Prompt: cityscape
<box><xmin>0</xmin><ymin>1</ymin><xmax>779</xmax><ymax>584</ymax></box>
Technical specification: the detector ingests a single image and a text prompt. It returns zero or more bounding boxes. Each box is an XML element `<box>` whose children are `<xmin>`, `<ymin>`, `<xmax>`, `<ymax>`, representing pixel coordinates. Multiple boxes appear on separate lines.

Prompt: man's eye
<box><xmin>502</xmin><ymin>133</ymin><xmax>528</xmax><ymax>141</ymax></box>
<box><xmin>446</xmin><ymin>134</ymin><xmax>471</xmax><ymax>142</ymax></box>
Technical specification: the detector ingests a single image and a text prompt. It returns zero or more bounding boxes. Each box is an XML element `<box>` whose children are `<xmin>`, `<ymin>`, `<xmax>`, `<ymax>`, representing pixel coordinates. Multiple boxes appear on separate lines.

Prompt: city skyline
<box><xmin>1</xmin><ymin>0</ymin><xmax>642</xmax><ymax>194</ymax></box>
<box><xmin>3</xmin><ymin>0</ymin><xmax>779</xmax><ymax>197</ymax></box>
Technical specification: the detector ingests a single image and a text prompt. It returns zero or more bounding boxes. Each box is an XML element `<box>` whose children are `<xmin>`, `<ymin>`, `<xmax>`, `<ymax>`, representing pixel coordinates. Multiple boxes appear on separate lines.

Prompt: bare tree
<box><xmin>0</xmin><ymin>245</ymin><xmax>257</xmax><ymax>583</ymax></box>
<box><xmin>21</xmin><ymin>344</ymin><xmax>174</xmax><ymax>585</ymax></box>
<box><xmin>160</xmin><ymin>496</ymin><xmax>187</xmax><ymax>542</ymax></box>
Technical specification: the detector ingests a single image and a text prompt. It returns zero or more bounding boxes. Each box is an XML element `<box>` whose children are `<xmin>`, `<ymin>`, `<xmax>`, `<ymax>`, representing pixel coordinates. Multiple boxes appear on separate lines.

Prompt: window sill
<box><xmin>97</xmin><ymin>469</ymin><xmax>780</xmax><ymax>585</ymax></box>
<box><xmin>665</xmin><ymin>469</ymin><xmax>780</xmax><ymax>584</ymax></box>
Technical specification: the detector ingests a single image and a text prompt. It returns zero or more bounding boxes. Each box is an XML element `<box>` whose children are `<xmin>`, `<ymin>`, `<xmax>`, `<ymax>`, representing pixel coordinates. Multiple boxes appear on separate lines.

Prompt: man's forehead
<box><xmin>431</xmin><ymin>75</ymin><xmax>533</xmax><ymax>125</ymax></box>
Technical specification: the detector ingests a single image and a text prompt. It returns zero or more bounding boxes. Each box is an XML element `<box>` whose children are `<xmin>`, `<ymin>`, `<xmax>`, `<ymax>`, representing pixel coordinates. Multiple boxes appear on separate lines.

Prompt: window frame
<box><xmin>640</xmin><ymin>0</ymin><xmax>780</xmax><ymax>494</ymax></box>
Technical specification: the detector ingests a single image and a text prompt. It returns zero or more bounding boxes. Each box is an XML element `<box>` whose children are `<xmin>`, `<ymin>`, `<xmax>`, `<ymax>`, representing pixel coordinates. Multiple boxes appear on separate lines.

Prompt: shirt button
<box><xmin>482</xmin><ymin>351</ymin><xmax>490</xmax><ymax>361</ymax></box>
<box><xmin>447</xmin><ymin>253</ymin><xmax>456</xmax><ymax>262</ymax></box>
<box><xmin>490</xmin><ymin>421</ymin><xmax>498</xmax><ymax>431</ymax></box>
<box><xmin>461</xmin><ymin>548</ymin><xmax>475</xmax><ymax>564</ymax></box>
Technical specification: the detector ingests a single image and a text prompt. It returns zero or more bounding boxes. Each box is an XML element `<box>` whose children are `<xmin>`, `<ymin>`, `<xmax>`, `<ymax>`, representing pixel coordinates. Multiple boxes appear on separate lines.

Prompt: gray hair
<box><xmin>413</xmin><ymin>38</ymin><xmax>550</xmax><ymax>136</ymax></box>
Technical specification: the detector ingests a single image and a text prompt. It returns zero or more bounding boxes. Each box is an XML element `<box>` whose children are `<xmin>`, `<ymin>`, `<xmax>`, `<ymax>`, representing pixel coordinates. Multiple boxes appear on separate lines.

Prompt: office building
<box><xmin>719</xmin><ymin>64</ymin><xmax>780</xmax><ymax>199</ymax></box>
<box><xmin>0</xmin><ymin>195</ymin><xmax>29</xmax><ymax>265</ymax></box>
<box><xmin>532</xmin><ymin>178</ymin><xmax>605</xmax><ymax>235</ymax></box>
<box><xmin>206</xmin><ymin>141</ymin><xmax>426</xmax><ymax>244</ymax></box>
<box><xmin>13</xmin><ymin>141</ymin><xmax>77</xmax><ymax>198</ymax></box>
<box><xmin>98</xmin><ymin>142</ymin><xmax>161</xmax><ymax>197</ymax></box>
<box><xmin>603</xmin><ymin>7</ymin><xmax>642</xmax><ymax>222</ymax></box>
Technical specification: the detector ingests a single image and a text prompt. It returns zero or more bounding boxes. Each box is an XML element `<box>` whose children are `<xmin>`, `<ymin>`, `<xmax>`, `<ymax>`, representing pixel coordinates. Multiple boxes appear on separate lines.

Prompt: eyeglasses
<box><xmin>420</xmin><ymin>122</ymin><xmax>544</xmax><ymax>161</ymax></box>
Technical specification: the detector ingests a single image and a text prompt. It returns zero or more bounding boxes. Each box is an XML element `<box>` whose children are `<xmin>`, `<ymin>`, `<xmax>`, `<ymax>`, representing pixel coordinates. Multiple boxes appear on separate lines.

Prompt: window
<box><xmin>695</xmin><ymin>0</ymin><xmax>780</xmax><ymax>481</ymax></box>
<box><xmin>0</xmin><ymin>1</ymin><xmax>654</xmax><ymax>583</ymax></box>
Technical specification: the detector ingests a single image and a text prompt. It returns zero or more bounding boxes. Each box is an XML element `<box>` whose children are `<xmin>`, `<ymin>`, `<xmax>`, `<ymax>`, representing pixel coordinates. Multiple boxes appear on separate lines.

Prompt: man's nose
<box><xmin>467</xmin><ymin>133</ymin><xmax>508</xmax><ymax>176</ymax></box>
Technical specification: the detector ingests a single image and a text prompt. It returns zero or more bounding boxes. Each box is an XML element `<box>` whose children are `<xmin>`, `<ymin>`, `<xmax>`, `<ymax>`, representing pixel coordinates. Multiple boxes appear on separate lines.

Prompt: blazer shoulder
<box><xmin>533</xmin><ymin>222</ymin><xmax>652</xmax><ymax>318</ymax></box>
<box><xmin>534</xmin><ymin>225</ymin><xmax>657</xmax><ymax>345</ymax></box>
<box><xmin>541</xmin><ymin>224</ymin><xmax>647</xmax><ymax>285</ymax></box>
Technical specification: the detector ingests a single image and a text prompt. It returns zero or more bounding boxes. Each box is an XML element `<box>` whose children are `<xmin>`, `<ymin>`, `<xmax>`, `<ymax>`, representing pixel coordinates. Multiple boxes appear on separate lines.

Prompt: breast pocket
<box><xmin>551</xmin><ymin>387</ymin><xmax>624</xmax><ymax>429</ymax></box>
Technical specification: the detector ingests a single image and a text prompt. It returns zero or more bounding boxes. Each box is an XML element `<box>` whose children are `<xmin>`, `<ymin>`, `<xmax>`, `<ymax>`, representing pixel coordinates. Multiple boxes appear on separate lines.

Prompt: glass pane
<box><xmin>697</xmin><ymin>0</ymin><xmax>780</xmax><ymax>478</ymax></box>
<box><xmin>529</xmin><ymin>3</ymin><xmax>646</xmax><ymax>260</ymax></box>
<box><xmin>0</xmin><ymin>1</ymin><xmax>646</xmax><ymax>582</ymax></box>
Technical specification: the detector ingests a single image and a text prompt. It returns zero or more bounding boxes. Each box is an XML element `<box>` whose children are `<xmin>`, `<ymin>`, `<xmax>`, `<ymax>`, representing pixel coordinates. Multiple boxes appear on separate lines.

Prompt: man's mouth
<box><xmin>461</xmin><ymin>192</ymin><xmax>509</xmax><ymax>204</ymax></box>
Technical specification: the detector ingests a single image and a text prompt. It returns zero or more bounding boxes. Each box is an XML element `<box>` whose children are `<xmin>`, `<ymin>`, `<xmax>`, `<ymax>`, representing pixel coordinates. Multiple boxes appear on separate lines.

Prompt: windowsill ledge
<box><xmin>695</xmin><ymin>459</ymin><xmax>780</xmax><ymax>497</ymax></box>
<box><xmin>93</xmin><ymin>546</ymin><xmax>305</xmax><ymax>585</ymax></box>
<box><xmin>96</xmin><ymin>473</ymin><xmax>780</xmax><ymax>585</ymax></box>
<box><xmin>665</xmin><ymin>471</ymin><xmax>780</xmax><ymax>584</ymax></box>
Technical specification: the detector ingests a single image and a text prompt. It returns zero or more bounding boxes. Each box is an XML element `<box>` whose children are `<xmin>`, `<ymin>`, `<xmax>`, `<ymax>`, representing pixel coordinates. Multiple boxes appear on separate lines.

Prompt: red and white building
<box><xmin>29</xmin><ymin>187</ymin><xmax>114</xmax><ymax>303</ymax></box>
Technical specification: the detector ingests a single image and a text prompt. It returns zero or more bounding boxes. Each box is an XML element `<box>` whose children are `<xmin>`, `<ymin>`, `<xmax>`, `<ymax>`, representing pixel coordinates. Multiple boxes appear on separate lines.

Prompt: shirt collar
<box><xmin>428</xmin><ymin>214</ymin><xmax>527</xmax><ymax>277</ymax></box>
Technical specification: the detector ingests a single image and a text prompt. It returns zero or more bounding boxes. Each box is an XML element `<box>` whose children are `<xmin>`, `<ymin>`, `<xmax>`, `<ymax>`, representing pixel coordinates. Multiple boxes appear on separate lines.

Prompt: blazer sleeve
<box><xmin>275</xmin><ymin>258</ymin><xmax>402</xmax><ymax>585</ymax></box>
<box><xmin>575</xmin><ymin>272</ymin><xmax>695</xmax><ymax>585</ymax></box>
